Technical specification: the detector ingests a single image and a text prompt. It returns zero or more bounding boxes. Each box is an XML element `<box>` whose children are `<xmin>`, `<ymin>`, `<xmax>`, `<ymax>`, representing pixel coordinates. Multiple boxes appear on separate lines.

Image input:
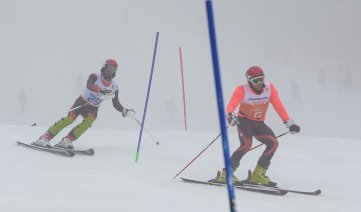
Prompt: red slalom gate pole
<box><xmin>179</xmin><ymin>47</ymin><xmax>187</xmax><ymax>131</ymax></box>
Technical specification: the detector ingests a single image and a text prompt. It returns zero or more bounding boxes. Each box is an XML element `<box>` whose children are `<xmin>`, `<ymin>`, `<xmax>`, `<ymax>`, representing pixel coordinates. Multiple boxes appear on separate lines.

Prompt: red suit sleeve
<box><xmin>269</xmin><ymin>83</ymin><xmax>289</xmax><ymax>122</ymax></box>
<box><xmin>226</xmin><ymin>86</ymin><xmax>245</xmax><ymax>113</ymax></box>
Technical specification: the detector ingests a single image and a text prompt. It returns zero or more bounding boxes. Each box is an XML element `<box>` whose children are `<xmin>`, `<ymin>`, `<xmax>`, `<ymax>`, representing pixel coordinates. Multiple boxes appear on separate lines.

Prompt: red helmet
<box><xmin>104</xmin><ymin>59</ymin><xmax>118</xmax><ymax>68</ymax></box>
<box><xmin>245</xmin><ymin>66</ymin><xmax>264</xmax><ymax>79</ymax></box>
<box><xmin>101</xmin><ymin>59</ymin><xmax>118</xmax><ymax>81</ymax></box>
<box><xmin>245</xmin><ymin>66</ymin><xmax>265</xmax><ymax>91</ymax></box>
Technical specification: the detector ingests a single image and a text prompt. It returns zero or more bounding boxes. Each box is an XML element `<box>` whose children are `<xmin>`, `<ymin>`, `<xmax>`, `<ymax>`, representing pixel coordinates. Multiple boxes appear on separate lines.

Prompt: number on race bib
<box><xmin>87</xmin><ymin>93</ymin><xmax>103</xmax><ymax>106</ymax></box>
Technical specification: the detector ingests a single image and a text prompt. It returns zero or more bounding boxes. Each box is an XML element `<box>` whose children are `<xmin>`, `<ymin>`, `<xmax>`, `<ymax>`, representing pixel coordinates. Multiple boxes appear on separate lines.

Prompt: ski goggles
<box><xmin>248</xmin><ymin>75</ymin><xmax>265</xmax><ymax>85</ymax></box>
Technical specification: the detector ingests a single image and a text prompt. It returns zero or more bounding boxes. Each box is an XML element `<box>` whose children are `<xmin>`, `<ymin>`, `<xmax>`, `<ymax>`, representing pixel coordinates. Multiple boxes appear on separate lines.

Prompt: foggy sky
<box><xmin>1</xmin><ymin>0</ymin><xmax>360</xmax><ymax>139</ymax></box>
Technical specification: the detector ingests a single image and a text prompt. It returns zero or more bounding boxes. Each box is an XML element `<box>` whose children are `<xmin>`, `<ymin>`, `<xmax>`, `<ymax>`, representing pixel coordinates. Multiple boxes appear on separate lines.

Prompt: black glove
<box><xmin>284</xmin><ymin>119</ymin><xmax>300</xmax><ymax>134</ymax></box>
<box><xmin>122</xmin><ymin>108</ymin><xmax>136</xmax><ymax>118</ymax></box>
<box><xmin>226</xmin><ymin>113</ymin><xmax>239</xmax><ymax>126</ymax></box>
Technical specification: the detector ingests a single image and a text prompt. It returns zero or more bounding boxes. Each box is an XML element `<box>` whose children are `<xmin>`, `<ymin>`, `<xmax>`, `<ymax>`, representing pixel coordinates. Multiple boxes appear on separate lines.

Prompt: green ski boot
<box><xmin>210</xmin><ymin>168</ymin><xmax>240</xmax><ymax>184</ymax></box>
<box><xmin>248</xmin><ymin>164</ymin><xmax>277</xmax><ymax>187</ymax></box>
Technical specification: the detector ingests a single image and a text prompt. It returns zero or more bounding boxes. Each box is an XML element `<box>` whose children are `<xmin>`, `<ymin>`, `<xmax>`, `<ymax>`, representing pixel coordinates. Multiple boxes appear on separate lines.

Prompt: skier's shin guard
<box><xmin>48</xmin><ymin>116</ymin><xmax>75</xmax><ymax>136</ymax></box>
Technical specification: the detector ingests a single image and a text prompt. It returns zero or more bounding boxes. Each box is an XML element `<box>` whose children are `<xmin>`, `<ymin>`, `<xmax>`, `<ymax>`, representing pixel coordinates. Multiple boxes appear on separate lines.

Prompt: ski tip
<box><xmin>315</xmin><ymin>189</ymin><xmax>322</xmax><ymax>195</ymax></box>
<box><xmin>88</xmin><ymin>149</ymin><xmax>95</xmax><ymax>156</ymax></box>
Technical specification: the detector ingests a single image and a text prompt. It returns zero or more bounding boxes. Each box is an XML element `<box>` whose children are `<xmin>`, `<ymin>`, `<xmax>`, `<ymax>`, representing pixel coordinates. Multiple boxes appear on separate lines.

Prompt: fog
<box><xmin>1</xmin><ymin>0</ymin><xmax>360</xmax><ymax>139</ymax></box>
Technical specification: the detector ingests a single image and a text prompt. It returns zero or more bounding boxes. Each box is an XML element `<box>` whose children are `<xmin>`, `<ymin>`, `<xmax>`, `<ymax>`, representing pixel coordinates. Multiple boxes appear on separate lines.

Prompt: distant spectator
<box><xmin>338</xmin><ymin>71</ymin><xmax>353</xmax><ymax>94</ymax></box>
<box><xmin>165</xmin><ymin>96</ymin><xmax>176</xmax><ymax>122</ymax></box>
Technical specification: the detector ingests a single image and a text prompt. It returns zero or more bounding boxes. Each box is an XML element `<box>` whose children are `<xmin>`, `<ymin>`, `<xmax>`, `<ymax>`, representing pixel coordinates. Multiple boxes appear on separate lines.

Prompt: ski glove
<box><xmin>226</xmin><ymin>113</ymin><xmax>239</xmax><ymax>126</ymax></box>
<box><xmin>122</xmin><ymin>108</ymin><xmax>136</xmax><ymax>118</ymax></box>
<box><xmin>284</xmin><ymin>119</ymin><xmax>300</xmax><ymax>134</ymax></box>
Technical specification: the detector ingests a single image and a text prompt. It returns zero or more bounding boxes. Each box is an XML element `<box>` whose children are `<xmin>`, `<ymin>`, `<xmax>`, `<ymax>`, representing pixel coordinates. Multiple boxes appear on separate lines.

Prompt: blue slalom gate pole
<box><xmin>205</xmin><ymin>1</ymin><xmax>237</xmax><ymax>212</ymax></box>
<box><xmin>135</xmin><ymin>32</ymin><xmax>159</xmax><ymax>162</ymax></box>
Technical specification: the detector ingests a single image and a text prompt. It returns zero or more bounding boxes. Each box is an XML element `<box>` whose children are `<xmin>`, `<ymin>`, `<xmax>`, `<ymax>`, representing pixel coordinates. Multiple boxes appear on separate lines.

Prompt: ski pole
<box><xmin>249</xmin><ymin>131</ymin><xmax>289</xmax><ymax>151</ymax></box>
<box><xmin>68</xmin><ymin>103</ymin><xmax>89</xmax><ymax>112</ymax></box>
<box><xmin>173</xmin><ymin>129</ymin><xmax>287</xmax><ymax>179</ymax></box>
<box><xmin>173</xmin><ymin>125</ymin><xmax>230</xmax><ymax>179</ymax></box>
<box><xmin>134</xmin><ymin>117</ymin><xmax>159</xmax><ymax>145</ymax></box>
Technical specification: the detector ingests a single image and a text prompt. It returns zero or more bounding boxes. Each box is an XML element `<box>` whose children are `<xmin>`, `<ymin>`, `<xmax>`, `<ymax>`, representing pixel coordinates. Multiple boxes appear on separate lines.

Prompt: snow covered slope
<box><xmin>1</xmin><ymin>125</ymin><xmax>360</xmax><ymax>212</ymax></box>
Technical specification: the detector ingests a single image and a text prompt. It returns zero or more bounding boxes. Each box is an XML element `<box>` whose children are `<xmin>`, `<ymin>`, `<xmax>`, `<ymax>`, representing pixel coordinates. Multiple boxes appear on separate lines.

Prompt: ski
<box><xmin>53</xmin><ymin>146</ymin><xmax>95</xmax><ymax>156</ymax></box>
<box><xmin>242</xmin><ymin>170</ymin><xmax>322</xmax><ymax>196</ymax></box>
<box><xmin>240</xmin><ymin>180</ymin><xmax>321</xmax><ymax>196</ymax></box>
<box><xmin>16</xmin><ymin>140</ymin><xmax>75</xmax><ymax>157</ymax></box>
<box><xmin>180</xmin><ymin>177</ymin><xmax>287</xmax><ymax>195</ymax></box>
